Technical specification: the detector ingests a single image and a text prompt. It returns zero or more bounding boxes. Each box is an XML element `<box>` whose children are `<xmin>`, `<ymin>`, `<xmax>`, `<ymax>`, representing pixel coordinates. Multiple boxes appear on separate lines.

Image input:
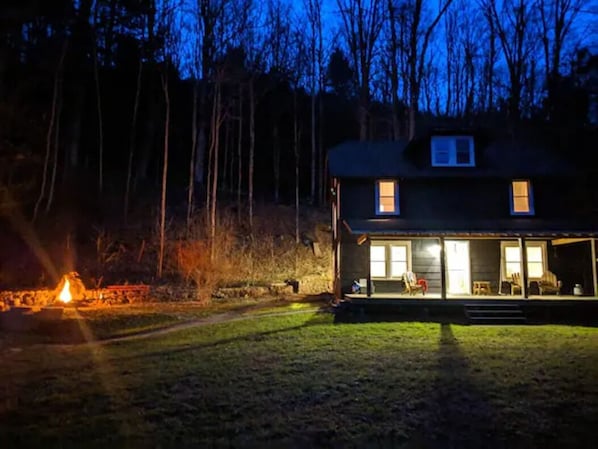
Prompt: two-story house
<box><xmin>328</xmin><ymin>130</ymin><xmax>598</xmax><ymax>300</ymax></box>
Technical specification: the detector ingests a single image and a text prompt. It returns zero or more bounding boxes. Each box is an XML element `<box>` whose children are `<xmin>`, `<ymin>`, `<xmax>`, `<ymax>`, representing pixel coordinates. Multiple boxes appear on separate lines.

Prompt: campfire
<box><xmin>55</xmin><ymin>272</ymin><xmax>86</xmax><ymax>304</ymax></box>
<box><xmin>58</xmin><ymin>279</ymin><xmax>72</xmax><ymax>303</ymax></box>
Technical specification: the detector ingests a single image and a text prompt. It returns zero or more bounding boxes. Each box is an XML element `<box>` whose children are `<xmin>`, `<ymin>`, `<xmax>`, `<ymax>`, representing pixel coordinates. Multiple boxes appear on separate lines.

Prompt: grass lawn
<box><xmin>1</xmin><ymin>301</ymin><xmax>598</xmax><ymax>448</ymax></box>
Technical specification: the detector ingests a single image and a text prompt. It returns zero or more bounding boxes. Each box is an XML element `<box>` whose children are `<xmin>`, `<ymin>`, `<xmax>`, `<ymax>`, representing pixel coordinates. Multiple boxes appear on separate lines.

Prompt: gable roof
<box><xmin>328</xmin><ymin>132</ymin><xmax>578</xmax><ymax>178</ymax></box>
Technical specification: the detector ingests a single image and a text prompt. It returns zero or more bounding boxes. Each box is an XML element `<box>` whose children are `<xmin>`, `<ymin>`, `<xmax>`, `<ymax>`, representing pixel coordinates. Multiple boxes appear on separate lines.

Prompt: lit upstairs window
<box><xmin>510</xmin><ymin>180</ymin><xmax>534</xmax><ymax>215</ymax></box>
<box><xmin>376</xmin><ymin>180</ymin><xmax>399</xmax><ymax>215</ymax></box>
<box><xmin>431</xmin><ymin>136</ymin><xmax>475</xmax><ymax>167</ymax></box>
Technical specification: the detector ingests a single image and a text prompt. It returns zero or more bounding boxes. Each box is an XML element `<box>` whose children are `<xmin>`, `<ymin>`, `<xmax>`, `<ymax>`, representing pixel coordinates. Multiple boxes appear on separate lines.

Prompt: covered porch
<box><xmin>338</xmin><ymin>228</ymin><xmax>598</xmax><ymax>301</ymax></box>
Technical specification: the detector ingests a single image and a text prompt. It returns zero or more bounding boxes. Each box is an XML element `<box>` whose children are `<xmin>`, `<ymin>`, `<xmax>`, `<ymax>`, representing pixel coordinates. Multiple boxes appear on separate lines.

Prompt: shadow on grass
<box><xmin>412</xmin><ymin>323</ymin><xmax>502</xmax><ymax>449</ymax></box>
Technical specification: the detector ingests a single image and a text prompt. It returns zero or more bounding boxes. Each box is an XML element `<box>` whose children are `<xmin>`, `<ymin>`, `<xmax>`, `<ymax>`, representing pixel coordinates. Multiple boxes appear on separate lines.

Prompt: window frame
<box><xmin>375</xmin><ymin>179</ymin><xmax>400</xmax><ymax>216</ymax></box>
<box><xmin>500</xmin><ymin>241</ymin><xmax>547</xmax><ymax>281</ymax></box>
<box><xmin>430</xmin><ymin>135</ymin><xmax>475</xmax><ymax>167</ymax></box>
<box><xmin>510</xmin><ymin>179</ymin><xmax>535</xmax><ymax>216</ymax></box>
<box><xmin>370</xmin><ymin>240</ymin><xmax>412</xmax><ymax>280</ymax></box>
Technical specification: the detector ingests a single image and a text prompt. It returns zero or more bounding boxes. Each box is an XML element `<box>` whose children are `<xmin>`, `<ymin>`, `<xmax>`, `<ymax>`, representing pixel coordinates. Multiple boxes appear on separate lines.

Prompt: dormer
<box><xmin>431</xmin><ymin>135</ymin><xmax>475</xmax><ymax>167</ymax></box>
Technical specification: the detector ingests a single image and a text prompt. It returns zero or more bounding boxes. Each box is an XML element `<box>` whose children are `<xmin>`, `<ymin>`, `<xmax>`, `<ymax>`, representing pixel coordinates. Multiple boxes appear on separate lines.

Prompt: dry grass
<box><xmin>169</xmin><ymin>204</ymin><xmax>332</xmax><ymax>299</ymax></box>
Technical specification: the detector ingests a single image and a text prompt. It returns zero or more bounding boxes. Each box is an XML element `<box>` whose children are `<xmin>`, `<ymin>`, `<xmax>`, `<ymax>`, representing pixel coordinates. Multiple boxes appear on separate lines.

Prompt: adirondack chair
<box><xmin>403</xmin><ymin>271</ymin><xmax>426</xmax><ymax>296</ymax></box>
<box><xmin>538</xmin><ymin>271</ymin><xmax>561</xmax><ymax>295</ymax></box>
<box><xmin>510</xmin><ymin>272</ymin><xmax>522</xmax><ymax>295</ymax></box>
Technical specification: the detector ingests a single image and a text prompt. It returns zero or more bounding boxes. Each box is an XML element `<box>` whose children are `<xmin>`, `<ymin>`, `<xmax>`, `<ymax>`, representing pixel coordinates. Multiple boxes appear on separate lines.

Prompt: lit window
<box><xmin>501</xmin><ymin>242</ymin><xmax>546</xmax><ymax>280</ymax></box>
<box><xmin>504</xmin><ymin>246</ymin><xmax>521</xmax><ymax>277</ymax></box>
<box><xmin>370</xmin><ymin>245</ymin><xmax>386</xmax><ymax>277</ymax></box>
<box><xmin>511</xmin><ymin>180</ymin><xmax>534</xmax><ymax>215</ymax></box>
<box><xmin>526</xmin><ymin>246</ymin><xmax>543</xmax><ymax>278</ymax></box>
<box><xmin>390</xmin><ymin>246</ymin><xmax>408</xmax><ymax>277</ymax></box>
<box><xmin>376</xmin><ymin>180</ymin><xmax>399</xmax><ymax>215</ymax></box>
<box><xmin>370</xmin><ymin>241</ymin><xmax>411</xmax><ymax>279</ymax></box>
<box><xmin>431</xmin><ymin>136</ymin><xmax>475</xmax><ymax>167</ymax></box>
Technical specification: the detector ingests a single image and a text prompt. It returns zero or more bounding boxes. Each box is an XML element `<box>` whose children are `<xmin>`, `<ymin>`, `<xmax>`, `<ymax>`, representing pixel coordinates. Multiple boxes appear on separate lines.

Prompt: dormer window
<box><xmin>510</xmin><ymin>180</ymin><xmax>534</xmax><ymax>215</ymax></box>
<box><xmin>431</xmin><ymin>136</ymin><xmax>475</xmax><ymax>167</ymax></box>
<box><xmin>376</xmin><ymin>180</ymin><xmax>399</xmax><ymax>215</ymax></box>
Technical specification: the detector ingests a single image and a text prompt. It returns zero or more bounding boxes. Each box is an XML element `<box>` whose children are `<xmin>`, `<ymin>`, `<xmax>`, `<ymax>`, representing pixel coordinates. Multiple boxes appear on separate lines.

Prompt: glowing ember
<box><xmin>58</xmin><ymin>279</ymin><xmax>72</xmax><ymax>303</ymax></box>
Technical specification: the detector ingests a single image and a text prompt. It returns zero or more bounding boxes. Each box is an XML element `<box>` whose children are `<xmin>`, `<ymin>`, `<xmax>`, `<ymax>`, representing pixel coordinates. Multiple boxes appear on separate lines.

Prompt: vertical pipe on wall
<box><xmin>520</xmin><ymin>237</ymin><xmax>528</xmax><ymax>299</ymax></box>
<box><xmin>440</xmin><ymin>237</ymin><xmax>447</xmax><ymax>300</ymax></box>
<box><xmin>591</xmin><ymin>238</ymin><xmax>597</xmax><ymax>297</ymax></box>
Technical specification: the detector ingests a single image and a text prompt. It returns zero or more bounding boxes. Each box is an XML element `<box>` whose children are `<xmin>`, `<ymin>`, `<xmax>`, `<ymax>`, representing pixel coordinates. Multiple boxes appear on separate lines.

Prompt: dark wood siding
<box><xmin>339</xmin><ymin>227</ymin><xmax>368</xmax><ymax>294</ymax></box>
<box><xmin>470</xmin><ymin>240</ymin><xmax>501</xmax><ymax>294</ymax></box>
<box><xmin>340</xmin><ymin>179</ymin><xmax>377</xmax><ymax>219</ymax></box>
<box><xmin>402</xmin><ymin>179</ymin><xmax>509</xmax><ymax>220</ymax></box>
<box><xmin>412</xmin><ymin>239</ymin><xmax>442</xmax><ymax>293</ymax></box>
<box><xmin>339</xmin><ymin>177</ymin><xmax>596</xmax><ymax>223</ymax></box>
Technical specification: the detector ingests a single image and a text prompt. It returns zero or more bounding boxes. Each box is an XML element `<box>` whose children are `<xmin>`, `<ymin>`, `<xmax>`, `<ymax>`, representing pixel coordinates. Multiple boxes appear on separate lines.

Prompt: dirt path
<box><xmin>99</xmin><ymin>305</ymin><xmax>329</xmax><ymax>344</ymax></box>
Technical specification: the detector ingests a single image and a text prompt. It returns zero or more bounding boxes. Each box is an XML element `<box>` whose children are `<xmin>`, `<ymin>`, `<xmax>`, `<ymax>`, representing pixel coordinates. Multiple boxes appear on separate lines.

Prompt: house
<box><xmin>328</xmin><ymin>130</ymin><xmax>598</xmax><ymax>300</ymax></box>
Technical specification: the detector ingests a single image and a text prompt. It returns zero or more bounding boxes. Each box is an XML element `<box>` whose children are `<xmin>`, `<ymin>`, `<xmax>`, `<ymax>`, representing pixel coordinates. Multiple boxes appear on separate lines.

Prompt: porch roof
<box><xmin>343</xmin><ymin>218</ymin><xmax>598</xmax><ymax>237</ymax></box>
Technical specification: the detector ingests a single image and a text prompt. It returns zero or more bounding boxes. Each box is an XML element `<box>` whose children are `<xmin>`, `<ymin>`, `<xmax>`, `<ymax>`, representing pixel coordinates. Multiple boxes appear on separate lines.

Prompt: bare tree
<box><xmin>538</xmin><ymin>0</ymin><xmax>584</xmax><ymax>118</ymax></box>
<box><xmin>481</xmin><ymin>0</ymin><xmax>538</xmax><ymax>122</ymax></box>
<box><xmin>156</xmin><ymin>3</ymin><xmax>178</xmax><ymax>279</ymax></box>
<box><xmin>33</xmin><ymin>40</ymin><xmax>68</xmax><ymax>222</ymax></box>
<box><xmin>385</xmin><ymin>0</ymin><xmax>405</xmax><ymax>139</ymax></box>
<box><xmin>265</xmin><ymin>0</ymin><xmax>294</xmax><ymax>204</ymax></box>
<box><xmin>304</xmin><ymin>0</ymin><xmax>325</xmax><ymax>201</ymax></box>
<box><xmin>90</xmin><ymin>7</ymin><xmax>105</xmax><ymax>195</ymax></box>
<box><xmin>124</xmin><ymin>58</ymin><xmax>143</xmax><ymax>224</ymax></box>
<box><xmin>337</xmin><ymin>0</ymin><xmax>384</xmax><ymax>141</ymax></box>
<box><xmin>406</xmin><ymin>0</ymin><xmax>453</xmax><ymax>139</ymax></box>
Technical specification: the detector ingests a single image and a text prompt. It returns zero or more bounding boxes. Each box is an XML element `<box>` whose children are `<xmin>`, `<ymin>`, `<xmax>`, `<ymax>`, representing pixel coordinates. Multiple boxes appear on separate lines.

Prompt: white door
<box><xmin>445</xmin><ymin>240</ymin><xmax>471</xmax><ymax>295</ymax></box>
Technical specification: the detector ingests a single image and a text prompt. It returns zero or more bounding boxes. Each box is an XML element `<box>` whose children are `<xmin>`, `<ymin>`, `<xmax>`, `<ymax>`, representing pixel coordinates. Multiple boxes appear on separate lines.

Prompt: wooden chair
<box><xmin>403</xmin><ymin>271</ymin><xmax>425</xmax><ymax>296</ymax></box>
<box><xmin>510</xmin><ymin>272</ymin><xmax>522</xmax><ymax>295</ymax></box>
<box><xmin>538</xmin><ymin>271</ymin><xmax>561</xmax><ymax>295</ymax></box>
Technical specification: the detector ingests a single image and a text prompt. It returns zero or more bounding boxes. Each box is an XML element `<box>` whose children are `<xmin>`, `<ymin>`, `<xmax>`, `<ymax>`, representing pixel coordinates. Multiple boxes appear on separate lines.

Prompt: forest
<box><xmin>0</xmin><ymin>0</ymin><xmax>596</xmax><ymax>292</ymax></box>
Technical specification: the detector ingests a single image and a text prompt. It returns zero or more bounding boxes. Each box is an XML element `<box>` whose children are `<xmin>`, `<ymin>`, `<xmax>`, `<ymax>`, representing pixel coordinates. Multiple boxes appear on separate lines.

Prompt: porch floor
<box><xmin>338</xmin><ymin>294</ymin><xmax>598</xmax><ymax>325</ymax></box>
<box><xmin>345</xmin><ymin>293</ymin><xmax>598</xmax><ymax>302</ymax></box>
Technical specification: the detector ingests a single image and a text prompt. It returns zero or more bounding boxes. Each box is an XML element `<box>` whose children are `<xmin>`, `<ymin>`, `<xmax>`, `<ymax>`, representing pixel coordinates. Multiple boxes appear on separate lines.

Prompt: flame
<box><xmin>58</xmin><ymin>279</ymin><xmax>72</xmax><ymax>303</ymax></box>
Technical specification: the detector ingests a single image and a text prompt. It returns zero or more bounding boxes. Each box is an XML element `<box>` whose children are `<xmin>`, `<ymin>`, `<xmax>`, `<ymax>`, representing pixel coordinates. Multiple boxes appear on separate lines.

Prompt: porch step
<box><xmin>464</xmin><ymin>303</ymin><xmax>527</xmax><ymax>324</ymax></box>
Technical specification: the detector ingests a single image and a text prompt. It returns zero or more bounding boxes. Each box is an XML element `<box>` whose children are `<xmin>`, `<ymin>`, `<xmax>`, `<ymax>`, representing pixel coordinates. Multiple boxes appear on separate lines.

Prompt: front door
<box><xmin>445</xmin><ymin>240</ymin><xmax>471</xmax><ymax>295</ymax></box>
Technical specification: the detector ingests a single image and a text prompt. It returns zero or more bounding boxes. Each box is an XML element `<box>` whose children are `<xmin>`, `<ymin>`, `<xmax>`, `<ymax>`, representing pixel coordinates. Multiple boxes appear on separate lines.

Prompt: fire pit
<box><xmin>53</xmin><ymin>272</ymin><xmax>87</xmax><ymax>305</ymax></box>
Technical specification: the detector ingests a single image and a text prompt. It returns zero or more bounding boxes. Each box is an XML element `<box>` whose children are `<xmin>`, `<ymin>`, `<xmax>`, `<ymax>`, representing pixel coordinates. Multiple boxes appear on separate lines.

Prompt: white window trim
<box><xmin>375</xmin><ymin>179</ymin><xmax>400</xmax><ymax>216</ymax></box>
<box><xmin>510</xmin><ymin>179</ymin><xmax>535</xmax><ymax>216</ymax></box>
<box><xmin>370</xmin><ymin>240</ymin><xmax>412</xmax><ymax>280</ymax></box>
<box><xmin>500</xmin><ymin>241</ymin><xmax>547</xmax><ymax>281</ymax></box>
<box><xmin>431</xmin><ymin>135</ymin><xmax>475</xmax><ymax>167</ymax></box>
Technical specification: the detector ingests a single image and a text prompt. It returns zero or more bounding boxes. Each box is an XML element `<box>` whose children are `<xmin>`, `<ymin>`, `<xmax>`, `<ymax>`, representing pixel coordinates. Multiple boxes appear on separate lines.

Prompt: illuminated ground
<box><xmin>1</xmin><ymin>299</ymin><xmax>597</xmax><ymax>448</ymax></box>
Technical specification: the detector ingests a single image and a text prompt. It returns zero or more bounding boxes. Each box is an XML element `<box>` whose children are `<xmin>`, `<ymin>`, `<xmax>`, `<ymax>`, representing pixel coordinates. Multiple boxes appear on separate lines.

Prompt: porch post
<box><xmin>332</xmin><ymin>179</ymin><xmax>341</xmax><ymax>299</ymax></box>
<box><xmin>591</xmin><ymin>238</ymin><xmax>597</xmax><ymax>297</ymax></box>
<box><xmin>520</xmin><ymin>237</ymin><xmax>529</xmax><ymax>299</ymax></box>
<box><xmin>366</xmin><ymin>239</ymin><xmax>372</xmax><ymax>297</ymax></box>
<box><xmin>440</xmin><ymin>237</ymin><xmax>447</xmax><ymax>300</ymax></box>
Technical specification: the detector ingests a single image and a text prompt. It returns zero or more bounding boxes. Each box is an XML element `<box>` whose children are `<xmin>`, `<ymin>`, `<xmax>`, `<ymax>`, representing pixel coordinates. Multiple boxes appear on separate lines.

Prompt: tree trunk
<box><xmin>294</xmin><ymin>90</ymin><xmax>300</xmax><ymax>244</ymax></box>
<box><xmin>237</xmin><ymin>83</ymin><xmax>243</xmax><ymax>223</ymax></box>
<box><xmin>387</xmin><ymin>0</ymin><xmax>401</xmax><ymax>140</ymax></box>
<box><xmin>45</xmin><ymin>75</ymin><xmax>63</xmax><ymax>214</ymax></box>
<box><xmin>187</xmin><ymin>80</ymin><xmax>198</xmax><ymax>232</ymax></box>
<box><xmin>124</xmin><ymin>58</ymin><xmax>143</xmax><ymax>223</ymax></box>
<box><xmin>157</xmin><ymin>70</ymin><xmax>170</xmax><ymax>279</ymax></box>
<box><xmin>33</xmin><ymin>40</ymin><xmax>67</xmax><ymax>222</ymax></box>
<box><xmin>92</xmin><ymin>36</ymin><xmax>104</xmax><ymax>195</ymax></box>
<box><xmin>210</xmin><ymin>82</ymin><xmax>222</xmax><ymax>262</ymax></box>
<box><xmin>248</xmin><ymin>78</ymin><xmax>255</xmax><ymax>234</ymax></box>
<box><xmin>273</xmin><ymin>123</ymin><xmax>280</xmax><ymax>203</ymax></box>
